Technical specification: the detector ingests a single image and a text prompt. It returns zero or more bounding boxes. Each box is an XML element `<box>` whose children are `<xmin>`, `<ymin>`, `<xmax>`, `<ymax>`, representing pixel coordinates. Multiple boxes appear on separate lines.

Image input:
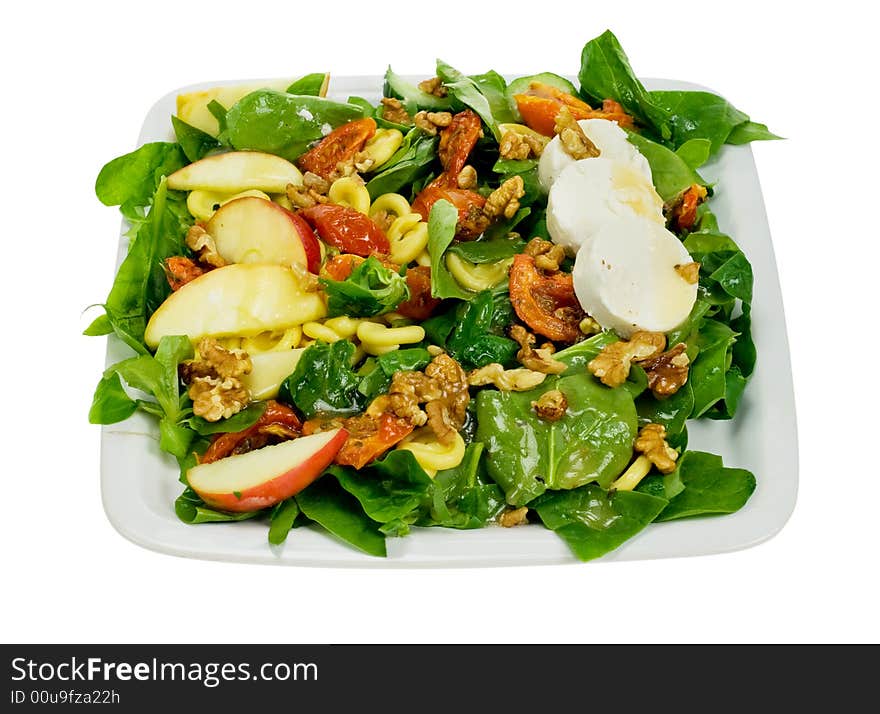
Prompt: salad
<box><xmin>88</xmin><ymin>30</ymin><xmax>778</xmax><ymax>561</ymax></box>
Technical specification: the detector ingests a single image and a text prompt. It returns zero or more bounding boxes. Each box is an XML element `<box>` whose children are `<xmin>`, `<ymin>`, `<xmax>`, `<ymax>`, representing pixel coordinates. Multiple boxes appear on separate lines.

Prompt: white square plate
<box><xmin>100</xmin><ymin>76</ymin><xmax>798</xmax><ymax>567</ymax></box>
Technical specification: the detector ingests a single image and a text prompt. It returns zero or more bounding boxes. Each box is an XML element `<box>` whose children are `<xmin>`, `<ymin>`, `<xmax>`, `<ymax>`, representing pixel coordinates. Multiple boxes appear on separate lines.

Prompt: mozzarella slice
<box><xmin>546</xmin><ymin>158</ymin><xmax>665</xmax><ymax>254</ymax></box>
<box><xmin>538</xmin><ymin>118</ymin><xmax>652</xmax><ymax>192</ymax></box>
<box><xmin>572</xmin><ymin>215</ymin><xmax>698</xmax><ymax>337</ymax></box>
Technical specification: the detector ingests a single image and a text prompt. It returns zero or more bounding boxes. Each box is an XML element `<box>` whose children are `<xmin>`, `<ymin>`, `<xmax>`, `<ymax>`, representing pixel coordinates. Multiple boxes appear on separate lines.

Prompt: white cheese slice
<box><xmin>546</xmin><ymin>157</ymin><xmax>665</xmax><ymax>254</ymax></box>
<box><xmin>538</xmin><ymin>118</ymin><xmax>652</xmax><ymax>192</ymax></box>
<box><xmin>572</xmin><ymin>215</ymin><xmax>698</xmax><ymax>337</ymax></box>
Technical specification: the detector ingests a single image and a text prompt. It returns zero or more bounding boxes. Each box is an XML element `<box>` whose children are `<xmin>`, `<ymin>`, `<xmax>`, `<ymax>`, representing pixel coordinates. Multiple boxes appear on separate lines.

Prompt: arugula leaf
<box><xmin>366</xmin><ymin>129</ymin><xmax>437</xmax><ymax>199</ymax></box>
<box><xmin>95</xmin><ymin>142</ymin><xmax>186</xmax><ymax>208</ymax></box>
<box><xmin>654</xmin><ymin>451</ymin><xmax>756</xmax><ymax>521</ymax></box>
<box><xmin>578</xmin><ymin>30</ymin><xmax>671</xmax><ymax>139</ymax></box>
<box><xmin>531</xmin><ymin>484</ymin><xmax>668</xmax><ymax>562</ymax></box>
<box><xmin>268</xmin><ymin>499</ymin><xmax>302</xmax><ymax>545</ymax></box>
<box><xmin>476</xmin><ymin>372</ymin><xmax>638</xmax><ymax>505</ymax></box>
<box><xmin>175</xmin><ymin>487</ymin><xmax>261</xmax><ymax>524</ymax></box>
<box><xmin>436</xmin><ymin>60</ymin><xmax>504</xmax><ymax>141</ymax></box>
<box><xmin>224</xmin><ymin>90</ymin><xmax>364</xmax><ymax>161</ymax></box>
<box><xmin>171</xmin><ymin>116</ymin><xmax>221</xmax><ymax>162</ymax></box>
<box><xmin>321</xmin><ymin>255</ymin><xmax>410</xmax><ymax>317</ymax></box>
<box><xmin>626</xmin><ymin>132</ymin><xmax>706</xmax><ymax>201</ymax></box>
<box><xmin>279</xmin><ymin>340</ymin><xmax>365</xmax><ymax>419</ymax></box>
<box><xmin>427</xmin><ymin>199</ymin><xmax>472</xmax><ymax>300</ymax></box>
<box><xmin>286</xmin><ymin>73</ymin><xmax>329</xmax><ymax>96</ymax></box>
<box><xmin>296</xmin><ymin>477</ymin><xmax>387</xmax><ymax>557</ymax></box>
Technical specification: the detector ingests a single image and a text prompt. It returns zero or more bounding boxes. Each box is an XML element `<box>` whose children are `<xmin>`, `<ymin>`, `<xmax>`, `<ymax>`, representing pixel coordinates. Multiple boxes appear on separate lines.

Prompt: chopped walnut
<box><xmin>498</xmin><ymin>506</ymin><xmax>529</xmax><ymax>527</ymax></box>
<box><xmin>634</xmin><ymin>423</ymin><xmax>678</xmax><ymax>474</ymax></box>
<box><xmin>426</xmin><ymin>345</ymin><xmax>445</xmax><ymax>356</ymax></box>
<box><xmin>588</xmin><ymin>331</ymin><xmax>666</xmax><ymax>388</ymax></box>
<box><xmin>675</xmin><ymin>262</ymin><xmax>701</xmax><ymax>284</ymax></box>
<box><xmin>418</xmin><ymin>76</ymin><xmax>448</xmax><ymax>98</ymax></box>
<box><xmin>424</xmin><ymin>354</ymin><xmax>470</xmax><ymax>445</ymax></box>
<box><xmin>196</xmin><ymin>338</ymin><xmax>252</xmax><ymax>379</ymax></box>
<box><xmin>286</xmin><ymin>173</ymin><xmax>330</xmax><ymax>209</ymax></box>
<box><xmin>467</xmin><ymin>363</ymin><xmax>548</xmax><ymax>391</ymax></box>
<box><xmin>370</xmin><ymin>209</ymin><xmax>394</xmax><ymax>233</ymax></box>
<box><xmin>579</xmin><ymin>316</ymin><xmax>602</xmax><ymax>335</ymax></box>
<box><xmin>532</xmin><ymin>389</ymin><xmax>568</xmax><ymax>421</ymax></box>
<box><xmin>414</xmin><ymin>110</ymin><xmax>453</xmax><ymax>136</ymax></box>
<box><xmin>188</xmin><ymin>376</ymin><xmax>250</xmax><ymax>422</ymax></box>
<box><xmin>484</xmin><ymin>176</ymin><xmax>525</xmax><ymax>220</ymax></box>
<box><xmin>380</xmin><ymin>97</ymin><xmax>412</xmax><ymax>125</ymax></box>
<box><xmin>639</xmin><ymin>343</ymin><xmax>690</xmax><ymax>398</ymax></box>
<box><xmin>353</xmin><ymin>150</ymin><xmax>375</xmax><ymax>173</ymax></box>
<box><xmin>163</xmin><ymin>256</ymin><xmax>205</xmax><ymax>291</ymax></box>
<box><xmin>186</xmin><ymin>225</ymin><xmax>226</xmax><ymax>268</ymax></box>
<box><xmin>524</xmin><ymin>237</ymin><xmax>566</xmax><ymax>272</ymax></box>
<box><xmin>456</xmin><ymin>165</ymin><xmax>478</xmax><ymax>189</ymax></box>
<box><xmin>499</xmin><ymin>131</ymin><xmax>547</xmax><ymax>160</ymax></box>
<box><xmin>385</xmin><ymin>371</ymin><xmax>441</xmax><ymax>427</ymax></box>
<box><xmin>509</xmin><ymin>324</ymin><xmax>566</xmax><ymax>375</ymax></box>
<box><xmin>554</xmin><ymin>107</ymin><xmax>600</xmax><ymax>160</ymax></box>
<box><xmin>460</xmin><ymin>202</ymin><xmax>491</xmax><ymax>237</ymax></box>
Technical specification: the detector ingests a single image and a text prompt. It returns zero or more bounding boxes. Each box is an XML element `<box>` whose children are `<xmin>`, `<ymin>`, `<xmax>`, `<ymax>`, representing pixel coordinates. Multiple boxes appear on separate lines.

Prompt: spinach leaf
<box><xmin>531</xmin><ymin>484</ymin><xmax>668</xmax><ymax>562</ymax></box>
<box><xmin>366</xmin><ymin>129</ymin><xmax>438</xmax><ymax>199</ymax></box>
<box><xmin>427</xmin><ymin>199</ymin><xmax>472</xmax><ymax>300</ymax></box>
<box><xmin>321</xmin><ymin>255</ymin><xmax>410</xmax><ymax>317</ymax></box>
<box><xmin>384</xmin><ymin>67</ymin><xmax>454</xmax><ymax>112</ymax></box>
<box><xmin>446</xmin><ymin>290</ymin><xmax>518</xmax><ymax>368</ymax></box>
<box><xmin>637</xmin><ymin>381</ymin><xmax>694</xmax><ymax>437</ymax></box>
<box><xmin>418</xmin><ymin>443</ymin><xmax>506</xmax><ymax>529</ymax></box>
<box><xmin>710</xmin><ymin>251</ymin><xmax>753</xmax><ymax>303</ymax></box>
<box><xmin>83</xmin><ymin>313</ymin><xmax>113</xmax><ymax>336</ymax></box>
<box><xmin>357</xmin><ymin>348</ymin><xmax>432</xmax><ymax>402</ymax></box>
<box><xmin>690</xmin><ymin>325</ymin><xmax>736</xmax><ymax>418</ymax></box>
<box><xmin>186</xmin><ymin>401</ymin><xmax>267</xmax><ymax>435</ymax></box>
<box><xmin>468</xmin><ymin>70</ymin><xmax>518</xmax><ymax>125</ymax></box>
<box><xmin>436</xmin><ymin>60</ymin><xmax>504</xmax><ymax>141</ymax></box>
<box><xmin>421</xmin><ymin>306</ymin><xmax>459</xmax><ymax>348</ymax></box>
<box><xmin>331</xmin><ymin>450</ymin><xmax>433</xmax><ymax>536</ymax></box>
<box><xmin>726</xmin><ymin>121</ymin><xmax>782</xmax><ymax>145</ymax></box>
<box><xmin>676</xmin><ymin>138</ymin><xmax>712</xmax><ymax>169</ymax></box>
<box><xmin>554</xmin><ymin>332</ymin><xmax>619</xmax><ymax>374</ymax></box>
<box><xmin>286</xmin><ymin>73</ymin><xmax>329</xmax><ymax>96</ymax></box>
<box><xmin>224</xmin><ymin>90</ymin><xmax>364</xmax><ymax>161</ymax></box>
<box><xmin>296</xmin><ymin>477</ymin><xmax>386</xmax><ymax>557</ymax></box>
<box><xmin>88</xmin><ymin>372</ymin><xmax>138</xmax><ymax>425</ymax></box>
<box><xmin>649</xmin><ymin>90</ymin><xmax>749</xmax><ymax>154</ymax></box>
<box><xmin>476</xmin><ymin>372</ymin><xmax>638</xmax><ymax>505</ymax></box>
<box><xmin>95</xmin><ymin>142</ymin><xmax>186</xmax><ymax>209</ymax></box>
<box><xmin>279</xmin><ymin>340</ymin><xmax>364</xmax><ymax>419</ymax></box>
<box><xmin>175</xmin><ymin>487</ymin><xmax>262</xmax><ymax>524</ymax></box>
<box><xmin>171</xmin><ymin>116</ymin><xmax>221</xmax><ymax>162</ymax></box>
<box><xmin>578</xmin><ymin>30</ymin><xmax>671</xmax><ymax>139</ymax></box>
<box><xmin>626</xmin><ymin>133</ymin><xmax>706</xmax><ymax>202</ymax></box>
<box><xmin>654</xmin><ymin>451</ymin><xmax>756</xmax><ymax>521</ymax></box>
<box><xmin>268</xmin><ymin>498</ymin><xmax>302</xmax><ymax>545</ymax></box>
<box><xmin>446</xmin><ymin>236</ymin><xmax>526</xmax><ymax>264</ymax></box>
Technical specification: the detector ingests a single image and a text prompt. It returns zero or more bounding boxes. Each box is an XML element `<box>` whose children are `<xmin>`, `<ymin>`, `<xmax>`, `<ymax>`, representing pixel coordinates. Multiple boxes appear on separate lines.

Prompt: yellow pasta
<box><xmin>322</xmin><ymin>316</ymin><xmax>362</xmax><ymax>339</ymax></box>
<box><xmin>388</xmin><ymin>214</ymin><xmax>429</xmax><ymax>265</ymax></box>
<box><xmin>240</xmin><ymin>326</ymin><xmax>302</xmax><ymax>354</ymax></box>
<box><xmin>328</xmin><ymin>176</ymin><xmax>371</xmax><ymax>215</ymax></box>
<box><xmin>415</xmin><ymin>249</ymin><xmax>432</xmax><ymax>267</ymax></box>
<box><xmin>369</xmin><ymin>193</ymin><xmax>411</xmax><ymax>222</ymax></box>
<box><xmin>397</xmin><ymin>430</ymin><xmax>466</xmax><ymax>476</ymax></box>
<box><xmin>303</xmin><ymin>321</ymin><xmax>345</xmax><ymax>343</ymax></box>
<box><xmin>357</xmin><ymin>322</ymin><xmax>425</xmax><ymax>349</ymax></box>
<box><xmin>361</xmin><ymin>129</ymin><xmax>404</xmax><ymax>170</ymax></box>
<box><xmin>445</xmin><ymin>254</ymin><xmax>513</xmax><ymax>292</ymax></box>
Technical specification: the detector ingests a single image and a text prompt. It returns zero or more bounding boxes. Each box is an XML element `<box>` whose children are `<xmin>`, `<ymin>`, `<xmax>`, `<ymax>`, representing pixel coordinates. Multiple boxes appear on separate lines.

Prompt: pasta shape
<box><xmin>445</xmin><ymin>254</ymin><xmax>513</xmax><ymax>292</ymax></box>
<box><xmin>388</xmin><ymin>213</ymin><xmax>429</xmax><ymax>265</ymax></box>
<box><xmin>397</xmin><ymin>430</ymin><xmax>466</xmax><ymax>476</ymax></box>
<box><xmin>361</xmin><ymin>129</ymin><xmax>404</xmax><ymax>170</ymax></box>
<box><xmin>328</xmin><ymin>176</ymin><xmax>371</xmax><ymax>215</ymax></box>
<box><xmin>369</xmin><ymin>193</ymin><xmax>411</xmax><ymax>223</ymax></box>
<box><xmin>357</xmin><ymin>322</ymin><xmax>425</xmax><ymax>355</ymax></box>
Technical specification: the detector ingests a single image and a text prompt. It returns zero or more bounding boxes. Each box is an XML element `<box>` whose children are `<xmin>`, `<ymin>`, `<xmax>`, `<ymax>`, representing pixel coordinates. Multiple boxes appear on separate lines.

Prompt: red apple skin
<box><xmin>191</xmin><ymin>428</ymin><xmax>348</xmax><ymax>512</ymax></box>
<box><xmin>288</xmin><ymin>211</ymin><xmax>322</xmax><ymax>274</ymax></box>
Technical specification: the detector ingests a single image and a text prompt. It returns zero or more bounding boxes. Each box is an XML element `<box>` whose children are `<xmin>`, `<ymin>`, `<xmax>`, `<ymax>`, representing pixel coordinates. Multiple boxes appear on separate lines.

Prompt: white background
<box><xmin>2</xmin><ymin>1</ymin><xmax>877</xmax><ymax>643</ymax></box>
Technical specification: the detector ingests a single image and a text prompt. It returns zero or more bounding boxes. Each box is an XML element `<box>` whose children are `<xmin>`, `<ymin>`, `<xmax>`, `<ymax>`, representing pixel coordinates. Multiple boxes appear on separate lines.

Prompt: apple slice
<box><xmin>188</xmin><ymin>428</ymin><xmax>348</xmax><ymax>512</ymax></box>
<box><xmin>167</xmin><ymin>151</ymin><xmax>303</xmax><ymax>193</ymax></box>
<box><xmin>240</xmin><ymin>349</ymin><xmax>305</xmax><ymax>401</ymax></box>
<box><xmin>206</xmin><ymin>197</ymin><xmax>321</xmax><ymax>273</ymax></box>
<box><xmin>144</xmin><ymin>263</ymin><xmax>326</xmax><ymax>348</ymax></box>
<box><xmin>177</xmin><ymin>78</ymin><xmax>298</xmax><ymax>137</ymax></box>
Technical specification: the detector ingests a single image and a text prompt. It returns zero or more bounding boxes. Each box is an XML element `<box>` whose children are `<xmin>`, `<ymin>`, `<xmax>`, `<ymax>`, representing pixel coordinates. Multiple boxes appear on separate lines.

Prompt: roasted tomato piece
<box><xmin>514</xmin><ymin>82</ymin><xmax>634</xmax><ymax>136</ymax></box>
<box><xmin>438</xmin><ymin>110</ymin><xmax>483</xmax><ymax>176</ymax></box>
<box><xmin>320</xmin><ymin>253</ymin><xmax>360</xmax><ymax>281</ymax></box>
<box><xmin>509</xmin><ymin>254</ymin><xmax>584</xmax><ymax>343</ymax></box>
<box><xmin>396</xmin><ymin>266</ymin><xmax>441</xmax><ymax>320</ymax></box>
<box><xmin>296</xmin><ymin>117</ymin><xmax>377</xmax><ymax>180</ymax></box>
<box><xmin>411</xmin><ymin>185</ymin><xmax>488</xmax><ymax>240</ymax></box>
<box><xmin>670</xmin><ymin>183</ymin><xmax>709</xmax><ymax>232</ymax></box>
<box><xmin>299</xmin><ymin>204</ymin><xmax>390</xmax><ymax>256</ymax></box>
<box><xmin>334</xmin><ymin>413</ymin><xmax>415</xmax><ymax>469</ymax></box>
<box><xmin>200</xmin><ymin>401</ymin><xmax>303</xmax><ymax>464</ymax></box>
<box><xmin>163</xmin><ymin>256</ymin><xmax>205</xmax><ymax>291</ymax></box>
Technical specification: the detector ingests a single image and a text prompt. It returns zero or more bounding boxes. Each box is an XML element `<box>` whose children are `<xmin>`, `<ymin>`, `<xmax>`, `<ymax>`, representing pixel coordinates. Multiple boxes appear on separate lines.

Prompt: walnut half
<box><xmin>532</xmin><ymin>389</ymin><xmax>568</xmax><ymax>421</ymax></box>
<box><xmin>588</xmin><ymin>331</ymin><xmax>666</xmax><ymax>388</ymax></box>
<box><xmin>639</xmin><ymin>343</ymin><xmax>690</xmax><ymax>398</ymax></box>
<box><xmin>180</xmin><ymin>338</ymin><xmax>252</xmax><ymax>422</ymax></box>
<box><xmin>634</xmin><ymin>423</ymin><xmax>678</xmax><ymax>474</ymax></box>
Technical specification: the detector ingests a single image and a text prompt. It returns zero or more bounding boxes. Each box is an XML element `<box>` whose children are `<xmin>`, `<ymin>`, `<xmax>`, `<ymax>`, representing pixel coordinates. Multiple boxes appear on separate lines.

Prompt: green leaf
<box><xmin>268</xmin><ymin>499</ymin><xmax>301</xmax><ymax>545</ymax></box>
<box><xmin>676</xmin><ymin>138</ymin><xmax>712</xmax><ymax>169</ymax></box>
<box><xmin>357</xmin><ymin>348</ymin><xmax>432</xmax><ymax>402</ymax></box>
<box><xmin>321</xmin><ymin>255</ymin><xmax>410</xmax><ymax>318</ymax></box>
<box><xmin>726</xmin><ymin>121</ymin><xmax>783</xmax><ymax>145</ymax></box>
<box><xmin>175</xmin><ymin>487</ymin><xmax>262</xmax><ymax>524</ymax></box>
<box><xmin>446</xmin><ymin>290</ymin><xmax>518</xmax><ymax>368</ymax></box>
<box><xmin>95</xmin><ymin>142</ymin><xmax>186</xmax><ymax>208</ymax></box>
<box><xmin>83</xmin><ymin>313</ymin><xmax>113</xmax><ymax>336</ymax></box>
<box><xmin>187</xmin><ymin>401</ymin><xmax>267</xmax><ymax>435</ymax></box>
<box><xmin>286</xmin><ymin>73</ymin><xmax>329</xmax><ymax>96</ymax></box>
<box><xmin>279</xmin><ymin>340</ymin><xmax>365</xmax><ymax>419</ymax></box>
<box><xmin>384</xmin><ymin>67</ymin><xmax>454</xmax><ymax>112</ymax></box>
<box><xmin>436</xmin><ymin>60</ymin><xmax>503</xmax><ymax>141</ymax></box>
<box><xmin>171</xmin><ymin>116</ymin><xmax>221</xmax><ymax>162</ymax></box>
<box><xmin>427</xmin><ymin>199</ymin><xmax>473</xmax><ymax>300</ymax></box>
<box><xmin>476</xmin><ymin>372</ymin><xmax>638</xmax><ymax>506</ymax></box>
<box><xmin>468</xmin><ymin>70</ymin><xmax>517</xmax><ymax>125</ymax></box>
<box><xmin>445</xmin><ymin>236</ymin><xmax>527</xmax><ymax>264</ymax></box>
<box><xmin>532</xmin><ymin>484</ymin><xmax>668</xmax><ymax>562</ymax></box>
<box><xmin>578</xmin><ymin>30</ymin><xmax>671</xmax><ymax>139</ymax></box>
<box><xmin>366</xmin><ymin>129</ymin><xmax>438</xmax><ymax>199</ymax></box>
<box><xmin>637</xmin><ymin>381</ymin><xmax>694</xmax><ymax>437</ymax></box>
<box><xmin>296</xmin><ymin>477</ymin><xmax>387</xmax><ymax>557</ymax></box>
<box><xmin>88</xmin><ymin>372</ymin><xmax>137</xmax><ymax>424</ymax></box>
<box><xmin>650</xmin><ymin>90</ymin><xmax>748</xmax><ymax>154</ymax></box>
<box><xmin>655</xmin><ymin>451</ymin><xmax>756</xmax><ymax>521</ymax></box>
<box><xmin>710</xmin><ymin>251</ymin><xmax>753</xmax><ymax>303</ymax></box>
<box><xmin>225</xmin><ymin>91</ymin><xmax>364</xmax><ymax>161</ymax></box>
<box><xmin>626</xmin><ymin>132</ymin><xmax>705</xmax><ymax>202</ymax></box>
